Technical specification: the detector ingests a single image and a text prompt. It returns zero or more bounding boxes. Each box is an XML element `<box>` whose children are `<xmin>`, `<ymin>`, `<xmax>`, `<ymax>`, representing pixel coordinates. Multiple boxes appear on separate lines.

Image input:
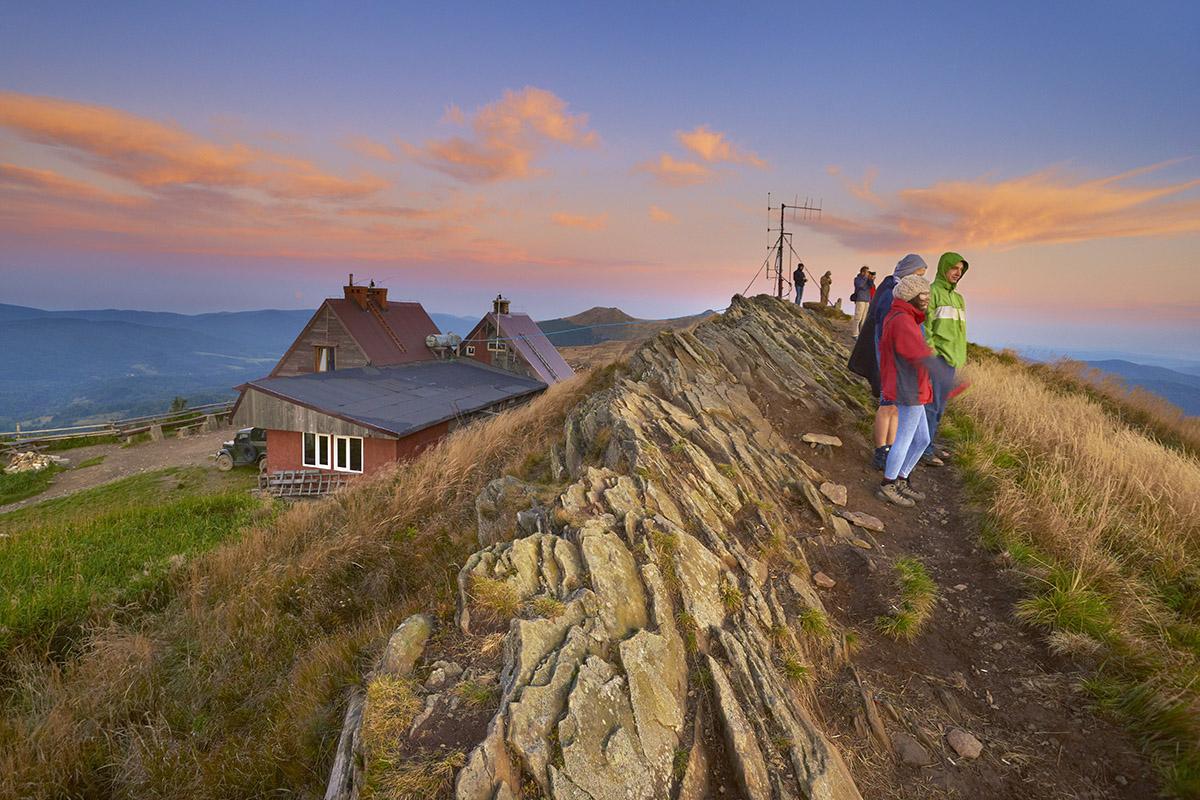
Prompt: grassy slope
<box><xmin>0</xmin><ymin>467</ymin><xmax>261</xmax><ymax>661</ymax></box>
<box><xmin>948</xmin><ymin>347</ymin><xmax>1200</xmax><ymax>796</ymax></box>
<box><xmin>0</xmin><ymin>466</ymin><xmax>63</xmax><ymax>506</ymax></box>
<box><xmin>0</xmin><ymin>366</ymin><xmax>614</xmax><ymax>800</ymax></box>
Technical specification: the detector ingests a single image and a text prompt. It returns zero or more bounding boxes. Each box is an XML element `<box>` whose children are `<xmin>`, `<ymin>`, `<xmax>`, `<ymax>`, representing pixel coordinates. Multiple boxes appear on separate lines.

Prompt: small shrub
<box><xmin>471</xmin><ymin>575</ymin><xmax>520</xmax><ymax>621</ymax></box>
<box><xmin>454</xmin><ymin>679</ymin><xmax>499</xmax><ymax>709</ymax></box>
<box><xmin>798</xmin><ymin>608</ymin><xmax>831</xmax><ymax>639</ymax></box>
<box><xmin>672</xmin><ymin>747</ymin><xmax>690</xmax><ymax>780</ymax></box>
<box><xmin>781</xmin><ymin>658</ymin><xmax>811</xmax><ymax>683</ymax></box>
<box><xmin>876</xmin><ymin>558</ymin><xmax>937</xmax><ymax>642</ymax></box>
<box><xmin>717</xmin><ymin>462</ymin><xmax>737</xmax><ymax>480</ymax></box>
<box><xmin>529</xmin><ymin>594</ymin><xmax>565</xmax><ymax>619</ymax></box>
<box><xmin>720</xmin><ymin>583</ymin><xmax>743</xmax><ymax>613</ymax></box>
<box><xmin>676</xmin><ymin>610</ymin><xmax>699</xmax><ymax>655</ymax></box>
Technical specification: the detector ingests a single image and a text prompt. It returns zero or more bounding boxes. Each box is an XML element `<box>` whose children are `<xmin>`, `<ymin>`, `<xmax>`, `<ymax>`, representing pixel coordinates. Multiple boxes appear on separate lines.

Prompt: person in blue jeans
<box><xmin>793</xmin><ymin>263</ymin><xmax>807</xmax><ymax>304</ymax></box>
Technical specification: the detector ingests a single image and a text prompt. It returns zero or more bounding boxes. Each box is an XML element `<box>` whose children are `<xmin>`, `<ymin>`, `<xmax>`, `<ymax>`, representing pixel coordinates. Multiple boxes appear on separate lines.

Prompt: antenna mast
<box><xmin>766</xmin><ymin>193</ymin><xmax>822</xmax><ymax>300</ymax></box>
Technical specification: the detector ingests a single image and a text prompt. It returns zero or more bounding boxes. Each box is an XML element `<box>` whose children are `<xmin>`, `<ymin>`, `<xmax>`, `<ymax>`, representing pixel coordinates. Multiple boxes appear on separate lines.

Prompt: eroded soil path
<box><xmin>0</xmin><ymin>429</ymin><xmax>232</xmax><ymax>514</ymax></box>
<box><xmin>768</xmin><ymin>324</ymin><xmax>1158</xmax><ymax>799</ymax></box>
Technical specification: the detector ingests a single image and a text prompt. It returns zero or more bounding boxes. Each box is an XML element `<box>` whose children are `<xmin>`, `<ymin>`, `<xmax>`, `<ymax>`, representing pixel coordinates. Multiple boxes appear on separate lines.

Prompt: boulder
<box><xmin>820</xmin><ymin>481</ymin><xmax>848</xmax><ymax>506</ymax></box>
<box><xmin>802</xmin><ymin>433</ymin><xmax>843</xmax><ymax>447</ymax></box>
<box><xmin>378</xmin><ymin>614</ymin><xmax>433</xmax><ymax>677</ymax></box>
<box><xmin>839</xmin><ymin>510</ymin><xmax>885</xmax><ymax>532</ymax></box>
<box><xmin>946</xmin><ymin>728</ymin><xmax>983</xmax><ymax>759</ymax></box>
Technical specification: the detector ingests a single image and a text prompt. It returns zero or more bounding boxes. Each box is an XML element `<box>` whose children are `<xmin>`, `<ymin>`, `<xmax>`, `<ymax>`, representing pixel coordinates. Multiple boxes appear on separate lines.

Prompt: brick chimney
<box><xmin>367</xmin><ymin>284</ymin><xmax>388</xmax><ymax>309</ymax></box>
<box><xmin>493</xmin><ymin>294</ymin><xmax>511</xmax><ymax>315</ymax></box>
<box><xmin>344</xmin><ymin>273</ymin><xmax>370</xmax><ymax>310</ymax></box>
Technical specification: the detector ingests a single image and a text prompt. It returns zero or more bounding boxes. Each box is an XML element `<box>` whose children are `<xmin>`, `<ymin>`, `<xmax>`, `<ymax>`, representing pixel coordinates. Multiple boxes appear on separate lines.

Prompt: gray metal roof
<box><xmin>242</xmin><ymin>360</ymin><xmax>546</xmax><ymax>437</ymax></box>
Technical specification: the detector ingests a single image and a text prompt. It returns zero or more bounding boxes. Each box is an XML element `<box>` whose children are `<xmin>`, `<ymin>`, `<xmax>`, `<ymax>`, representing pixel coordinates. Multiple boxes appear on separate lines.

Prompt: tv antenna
<box><xmin>766</xmin><ymin>193</ymin><xmax>821</xmax><ymax>300</ymax></box>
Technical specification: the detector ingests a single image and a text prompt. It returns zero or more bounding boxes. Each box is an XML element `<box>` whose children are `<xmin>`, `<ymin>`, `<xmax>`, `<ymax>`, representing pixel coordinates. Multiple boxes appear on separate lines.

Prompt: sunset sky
<box><xmin>2</xmin><ymin>2</ymin><xmax>1197</xmax><ymax>356</ymax></box>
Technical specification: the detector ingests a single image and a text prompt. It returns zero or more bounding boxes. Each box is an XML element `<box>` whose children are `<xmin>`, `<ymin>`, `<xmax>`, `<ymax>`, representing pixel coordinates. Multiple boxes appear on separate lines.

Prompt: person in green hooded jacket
<box><xmin>922</xmin><ymin>252</ymin><xmax>969</xmax><ymax>465</ymax></box>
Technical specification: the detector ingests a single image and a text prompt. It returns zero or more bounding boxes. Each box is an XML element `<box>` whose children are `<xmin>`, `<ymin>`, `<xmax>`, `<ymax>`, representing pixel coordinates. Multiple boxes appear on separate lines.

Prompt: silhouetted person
<box><xmin>793</xmin><ymin>263</ymin><xmax>807</xmax><ymax>305</ymax></box>
<box><xmin>820</xmin><ymin>271</ymin><xmax>832</xmax><ymax>305</ymax></box>
<box><xmin>852</xmin><ymin>266</ymin><xmax>871</xmax><ymax>336</ymax></box>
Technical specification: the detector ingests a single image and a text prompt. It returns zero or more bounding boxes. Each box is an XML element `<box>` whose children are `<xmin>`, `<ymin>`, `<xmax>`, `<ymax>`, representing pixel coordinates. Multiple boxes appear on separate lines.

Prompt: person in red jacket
<box><xmin>876</xmin><ymin>275</ymin><xmax>959</xmax><ymax>506</ymax></box>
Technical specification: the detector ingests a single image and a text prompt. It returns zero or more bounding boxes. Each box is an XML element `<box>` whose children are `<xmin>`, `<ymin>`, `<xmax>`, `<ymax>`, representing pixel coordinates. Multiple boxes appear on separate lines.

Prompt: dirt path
<box><xmin>765</xmin><ymin>317</ymin><xmax>1158</xmax><ymax>798</ymax></box>
<box><xmin>0</xmin><ymin>429</ymin><xmax>233</xmax><ymax>514</ymax></box>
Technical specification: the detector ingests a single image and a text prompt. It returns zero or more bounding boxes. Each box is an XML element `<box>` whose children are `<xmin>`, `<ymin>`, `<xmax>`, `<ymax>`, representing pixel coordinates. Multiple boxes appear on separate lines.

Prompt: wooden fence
<box><xmin>0</xmin><ymin>401</ymin><xmax>236</xmax><ymax>448</ymax></box>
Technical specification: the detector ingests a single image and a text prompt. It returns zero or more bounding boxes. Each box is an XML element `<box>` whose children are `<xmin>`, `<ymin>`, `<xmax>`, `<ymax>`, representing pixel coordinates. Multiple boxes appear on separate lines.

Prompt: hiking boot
<box><xmin>876</xmin><ymin>482</ymin><xmax>915</xmax><ymax>507</ymax></box>
<box><xmin>896</xmin><ymin>478</ymin><xmax>926</xmax><ymax>501</ymax></box>
<box><xmin>921</xmin><ymin>454</ymin><xmax>945</xmax><ymax>467</ymax></box>
<box><xmin>872</xmin><ymin>446</ymin><xmax>890</xmax><ymax>471</ymax></box>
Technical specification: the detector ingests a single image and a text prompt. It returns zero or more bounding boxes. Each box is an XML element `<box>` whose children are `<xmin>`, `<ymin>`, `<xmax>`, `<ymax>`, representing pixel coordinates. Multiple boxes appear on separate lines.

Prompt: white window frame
<box><xmin>464</xmin><ymin>344</ymin><xmax>476</xmax><ymax>356</ymax></box>
<box><xmin>487</xmin><ymin>339</ymin><xmax>507</xmax><ymax>352</ymax></box>
<box><xmin>333</xmin><ymin>435</ymin><xmax>364</xmax><ymax>473</ymax></box>
<box><xmin>303</xmin><ymin>432</ymin><xmax>331</xmax><ymax>469</ymax></box>
<box><xmin>314</xmin><ymin>345</ymin><xmax>335</xmax><ymax>372</ymax></box>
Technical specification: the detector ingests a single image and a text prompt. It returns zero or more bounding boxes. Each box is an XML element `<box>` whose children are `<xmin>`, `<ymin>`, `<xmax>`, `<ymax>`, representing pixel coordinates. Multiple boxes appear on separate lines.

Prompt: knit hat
<box><xmin>895</xmin><ymin>274</ymin><xmax>931</xmax><ymax>302</ymax></box>
<box><xmin>894</xmin><ymin>253</ymin><xmax>927</xmax><ymax>278</ymax></box>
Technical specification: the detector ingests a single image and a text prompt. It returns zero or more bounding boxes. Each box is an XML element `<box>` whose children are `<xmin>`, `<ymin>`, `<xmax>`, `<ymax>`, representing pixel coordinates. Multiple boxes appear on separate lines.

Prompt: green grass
<box><xmin>0</xmin><ymin>467</ymin><xmax>261</xmax><ymax>659</ymax></box>
<box><xmin>40</xmin><ymin>434</ymin><xmax>121</xmax><ymax>452</ymax></box>
<box><xmin>0</xmin><ymin>465</ymin><xmax>63</xmax><ymax>506</ymax></box>
<box><xmin>876</xmin><ymin>557</ymin><xmax>937</xmax><ymax>642</ymax></box>
<box><xmin>75</xmin><ymin>455</ymin><xmax>106</xmax><ymax>469</ymax></box>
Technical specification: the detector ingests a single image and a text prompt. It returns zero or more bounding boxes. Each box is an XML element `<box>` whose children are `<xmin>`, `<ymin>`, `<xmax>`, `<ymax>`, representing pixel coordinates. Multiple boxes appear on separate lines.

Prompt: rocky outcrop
<box><xmin>368</xmin><ymin>296</ymin><xmax>872</xmax><ymax>799</ymax></box>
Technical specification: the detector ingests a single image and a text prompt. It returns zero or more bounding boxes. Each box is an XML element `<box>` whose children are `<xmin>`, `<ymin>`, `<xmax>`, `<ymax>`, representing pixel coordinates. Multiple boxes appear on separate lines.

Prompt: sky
<box><xmin>1</xmin><ymin>1</ymin><xmax>1198</xmax><ymax>357</ymax></box>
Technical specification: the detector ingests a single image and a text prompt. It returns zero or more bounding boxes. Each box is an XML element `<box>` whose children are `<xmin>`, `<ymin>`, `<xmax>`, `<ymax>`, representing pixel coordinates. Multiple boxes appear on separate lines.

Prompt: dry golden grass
<box><xmin>1038</xmin><ymin>358</ymin><xmax>1200</xmax><ymax>456</ymax></box>
<box><xmin>951</xmin><ymin>354</ymin><xmax>1200</xmax><ymax>795</ymax></box>
<box><xmin>0</xmin><ymin>363</ymin><xmax>620</xmax><ymax>800</ymax></box>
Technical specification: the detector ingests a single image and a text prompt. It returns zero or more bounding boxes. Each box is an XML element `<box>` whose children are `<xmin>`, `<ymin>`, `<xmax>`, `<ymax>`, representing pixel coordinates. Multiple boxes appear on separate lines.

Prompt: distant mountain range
<box><xmin>1079</xmin><ymin>360</ymin><xmax>1200</xmax><ymax>416</ymax></box>
<box><xmin>0</xmin><ymin>303</ymin><xmax>710</xmax><ymax>430</ymax></box>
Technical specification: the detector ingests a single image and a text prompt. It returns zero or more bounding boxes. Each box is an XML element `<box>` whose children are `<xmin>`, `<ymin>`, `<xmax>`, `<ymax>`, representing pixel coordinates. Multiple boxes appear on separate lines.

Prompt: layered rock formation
<box><xmin>346</xmin><ymin>295</ymin><xmax>875</xmax><ymax>799</ymax></box>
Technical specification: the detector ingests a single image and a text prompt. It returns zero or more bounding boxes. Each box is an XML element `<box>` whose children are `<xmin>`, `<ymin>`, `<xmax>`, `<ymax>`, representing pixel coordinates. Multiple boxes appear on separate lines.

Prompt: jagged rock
<box><xmin>813</xmin><ymin>571</ymin><xmax>836</xmax><ymax>589</ymax></box>
<box><xmin>851</xmin><ymin>538</ymin><xmax>872</xmax><ymax>550</ymax></box>
<box><xmin>839</xmin><ymin>510</ymin><xmax>885</xmax><ymax>532</ymax></box>
<box><xmin>435</xmin><ymin>297</ymin><xmax>868</xmax><ymax>800</ymax></box>
<box><xmin>946</xmin><ymin>727</ymin><xmax>983</xmax><ymax>759</ymax></box>
<box><xmin>552</xmin><ymin>656</ymin><xmax>663</xmax><ymax>800</ymax></box>
<box><xmin>476</xmin><ymin>475</ymin><xmax>542</xmax><ymax>547</ymax></box>
<box><xmin>424</xmin><ymin>660</ymin><xmax>463</xmax><ymax>692</ymax></box>
<box><xmin>820</xmin><ymin>481</ymin><xmax>848</xmax><ymax>506</ymax></box>
<box><xmin>379</xmin><ymin>614</ymin><xmax>432</xmax><ymax>677</ymax></box>
<box><xmin>893</xmin><ymin>732</ymin><xmax>932</xmax><ymax>766</ymax></box>
<box><xmin>831</xmin><ymin>516</ymin><xmax>854</xmax><ymax>539</ymax></box>
<box><xmin>802</xmin><ymin>433</ymin><xmax>843</xmax><ymax>447</ymax></box>
<box><xmin>706</xmin><ymin>656</ymin><xmax>771</xmax><ymax>800</ymax></box>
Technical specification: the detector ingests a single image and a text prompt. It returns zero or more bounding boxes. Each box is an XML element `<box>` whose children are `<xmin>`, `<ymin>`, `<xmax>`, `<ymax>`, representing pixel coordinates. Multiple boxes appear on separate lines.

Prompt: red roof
<box><xmin>491</xmin><ymin>312</ymin><xmax>575</xmax><ymax>384</ymax></box>
<box><xmin>327</xmin><ymin>298</ymin><xmax>439</xmax><ymax>366</ymax></box>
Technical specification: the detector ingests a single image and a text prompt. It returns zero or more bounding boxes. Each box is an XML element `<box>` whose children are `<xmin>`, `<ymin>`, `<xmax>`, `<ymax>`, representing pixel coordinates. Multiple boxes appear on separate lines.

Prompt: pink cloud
<box><xmin>0</xmin><ymin>91</ymin><xmax>388</xmax><ymax>201</ymax></box>
<box><xmin>635</xmin><ymin>153</ymin><xmax>712</xmax><ymax>187</ymax></box>
<box><xmin>647</xmin><ymin>205</ymin><xmax>677</xmax><ymax>224</ymax></box>
<box><xmin>344</xmin><ymin>135</ymin><xmax>397</xmax><ymax>162</ymax></box>
<box><xmin>824</xmin><ymin>161</ymin><xmax>1200</xmax><ymax>252</ymax></box>
<box><xmin>408</xmin><ymin>87</ymin><xmax>598</xmax><ymax>183</ymax></box>
<box><xmin>551</xmin><ymin>211</ymin><xmax>608</xmax><ymax>231</ymax></box>
<box><xmin>677</xmin><ymin>125</ymin><xmax>765</xmax><ymax>168</ymax></box>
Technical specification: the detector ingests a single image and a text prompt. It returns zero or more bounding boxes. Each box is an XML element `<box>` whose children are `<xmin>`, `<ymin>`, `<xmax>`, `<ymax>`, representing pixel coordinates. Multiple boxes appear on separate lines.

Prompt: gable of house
<box><xmin>271</xmin><ymin>301</ymin><xmax>370</xmax><ymax>376</ymax></box>
<box><xmin>463</xmin><ymin>311</ymin><xmax>574</xmax><ymax>384</ymax></box>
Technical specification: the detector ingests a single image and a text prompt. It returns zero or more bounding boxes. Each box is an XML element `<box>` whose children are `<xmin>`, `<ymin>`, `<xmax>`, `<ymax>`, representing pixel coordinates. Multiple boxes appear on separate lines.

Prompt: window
<box><xmin>314</xmin><ymin>346</ymin><xmax>335</xmax><ymax>372</ymax></box>
<box><xmin>303</xmin><ymin>432</ymin><xmax>331</xmax><ymax>468</ymax></box>
<box><xmin>334</xmin><ymin>435</ymin><xmax>363</xmax><ymax>473</ymax></box>
<box><xmin>464</xmin><ymin>344</ymin><xmax>476</xmax><ymax>356</ymax></box>
<box><xmin>487</xmin><ymin>339</ymin><xmax>507</xmax><ymax>352</ymax></box>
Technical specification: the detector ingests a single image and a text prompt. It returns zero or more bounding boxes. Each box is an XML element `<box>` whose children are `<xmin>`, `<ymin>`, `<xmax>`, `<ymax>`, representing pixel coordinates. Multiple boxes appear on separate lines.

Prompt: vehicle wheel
<box><xmin>216</xmin><ymin>452</ymin><xmax>234</xmax><ymax>471</ymax></box>
<box><xmin>256</xmin><ymin>453</ymin><xmax>267</xmax><ymax>470</ymax></box>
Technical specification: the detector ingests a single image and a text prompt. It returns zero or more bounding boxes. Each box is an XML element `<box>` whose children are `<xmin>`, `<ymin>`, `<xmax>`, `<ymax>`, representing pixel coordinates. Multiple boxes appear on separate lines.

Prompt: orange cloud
<box><xmin>825</xmin><ymin>162</ymin><xmax>1200</xmax><ymax>252</ymax></box>
<box><xmin>0</xmin><ymin>91</ymin><xmax>387</xmax><ymax>200</ymax></box>
<box><xmin>648</xmin><ymin>205</ymin><xmax>677</xmax><ymax>224</ymax></box>
<box><xmin>409</xmin><ymin>87</ymin><xmax>598</xmax><ymax>183</ymax></box>
<box><xmin>0</xmin><ymin>163</ymin><xmax>145</xmax><ymax>206</ymax></box>
<box><xmin>551</xmin><ymin>211</ymin><xmax>608</xmax><ymax>231</ymax></box>
<box><xmin>636</xmin><ymin>153</ymin><xmax>712</xmax><ymax>186</ymax></box>
<box><xmin>677</xmin><ymin>125</ymin><xmax>765</xmax><ymax>168</ymax></box>
<box><xmin>344</xmin><ymin>135</ymin><xmax>397</xmax><ymax>162</ymax></box>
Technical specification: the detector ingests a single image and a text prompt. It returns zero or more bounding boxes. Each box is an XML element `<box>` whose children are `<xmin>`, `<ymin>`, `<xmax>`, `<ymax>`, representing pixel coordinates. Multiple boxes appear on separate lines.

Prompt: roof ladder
<box><xmin>368</xmin><ymin>301</ymin><xmax>407</xmax><ymax>353</ymax></box>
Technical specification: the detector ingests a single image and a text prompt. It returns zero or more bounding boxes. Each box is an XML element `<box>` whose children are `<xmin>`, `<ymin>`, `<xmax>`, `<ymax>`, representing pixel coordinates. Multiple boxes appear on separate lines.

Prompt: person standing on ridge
<box><xmin>793</xmin><ymin>263</ymin><xmax>807</xmax><ymax>305</ymax></box>
<box><xmin>847</xmin><ymin>254</ymin><xmax>928</xmax><ymax>469</ymax></box>
<box><xmin>851</xmin><ymin>266</ymin><xmax>871</xmax><ymax>336</ymax></box>
<box><xmin>820</xmin><ymin>270</ymin><xmax>832</xmax><ymax>305</ymax></box>
<box><xmin>921</xmin><ymin>252</ymin><xmax>969</xmax><ymax>466</ymax></box>
<box><xmin>876</xmin><ymin>275</ymin><xmax>961</xmax><ymax>506</ymax></box>
<box><xmin>868</xmin><ymin>271</ymin><xmax>877</xmax><ymax>300</ymax></box>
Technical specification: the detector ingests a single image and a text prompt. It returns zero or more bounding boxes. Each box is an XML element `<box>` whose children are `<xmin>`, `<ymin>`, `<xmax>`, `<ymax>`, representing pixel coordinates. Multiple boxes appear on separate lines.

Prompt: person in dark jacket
<box><xmin>847</xmin><ymin>254</ymin><xmax>928</xmax><ymax>469</ymax></box>
<box><xmin>876</xmin><ymin>274</ymin><xmax>959</xmax><ymax>506</ymax></box>
<box><xmin>793</xmin><ymin>263</ymin><xmax>807</xmax><ymax>305</ymax></box>
<box><xmin>851</xmin><ymin>267</ymin><xmax>871</xmax><ymax>336</ymax></box>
